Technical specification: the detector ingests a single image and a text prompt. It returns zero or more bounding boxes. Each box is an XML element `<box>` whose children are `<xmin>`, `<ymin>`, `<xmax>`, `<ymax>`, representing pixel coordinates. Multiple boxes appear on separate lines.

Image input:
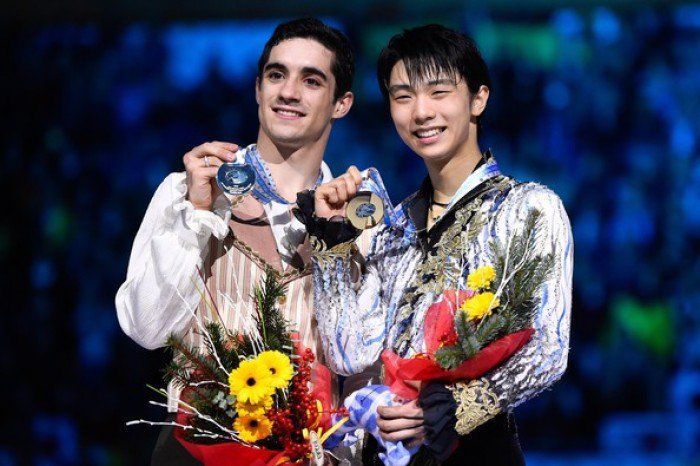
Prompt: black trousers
<box><xmin>363</xmin><ymin>413</ymin><xmax>525</xmax><ymax>466</ymax></box>
<box><xmin>151</xmin><ymin>415</ymin><xmax>201</xmax><ymax>466</ymax></box>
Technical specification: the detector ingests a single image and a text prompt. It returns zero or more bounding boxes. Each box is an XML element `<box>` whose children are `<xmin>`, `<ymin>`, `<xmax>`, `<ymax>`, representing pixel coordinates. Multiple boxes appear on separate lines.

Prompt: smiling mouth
<box><xmin>413</xmin><ymin>127</ymin><xmax>446</xmax><ymax>140</ymax></box>
<box><xmin>273</xmin><ymin>107</ymin><xmax>306</xmax><ymax>118</ymax></box>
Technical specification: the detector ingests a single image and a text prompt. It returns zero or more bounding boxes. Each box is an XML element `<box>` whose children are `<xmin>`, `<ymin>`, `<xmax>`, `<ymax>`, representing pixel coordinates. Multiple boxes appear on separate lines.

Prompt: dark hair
<box><xmin>257</xmin><ymin>18</ymin><xmax>354</xmax><ymax>101</ymax></box>
<box><xmin>377</xmin><ymin>24</ymin><xmax>491</xmax><ymax>132</ymax></box>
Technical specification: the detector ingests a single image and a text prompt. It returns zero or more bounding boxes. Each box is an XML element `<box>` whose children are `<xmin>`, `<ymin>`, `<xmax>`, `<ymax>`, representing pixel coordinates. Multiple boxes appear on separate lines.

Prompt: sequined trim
<box><xmin>447</xmin><ymin>379</ymin><xmax>501</xmax><ymax>435</ymax></box>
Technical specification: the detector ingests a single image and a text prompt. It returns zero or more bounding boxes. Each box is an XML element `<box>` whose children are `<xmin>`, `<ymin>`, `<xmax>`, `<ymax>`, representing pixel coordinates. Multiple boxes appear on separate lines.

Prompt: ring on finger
<box><xmin>204</xmin><ymin>156</ymin><xmax>210</xmax><ymax>167</ymax></box>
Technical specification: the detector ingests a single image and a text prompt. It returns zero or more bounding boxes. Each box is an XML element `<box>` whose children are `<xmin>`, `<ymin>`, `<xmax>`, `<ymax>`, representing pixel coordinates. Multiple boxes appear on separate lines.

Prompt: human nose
<box><xmin>412</xmin><ymin>95</ymin><xmax>435</xmax><ymax>124</ymax></box>
<box><xmin>278</xmin><ymin>76</ymin><xmax>301</xmax><ymax>102</ymax></box>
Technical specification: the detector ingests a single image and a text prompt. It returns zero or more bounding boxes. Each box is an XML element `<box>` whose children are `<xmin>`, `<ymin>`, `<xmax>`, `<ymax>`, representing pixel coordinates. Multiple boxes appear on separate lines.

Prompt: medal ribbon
<box><xmin>245</xmin><ymin>145</ymin><xmax>323</xmax><ymax>205</ymax></box>
<box><xmin>359</xmin><ymin>167</ymin><xmax>397</xmax><ymax>227</ymax></box>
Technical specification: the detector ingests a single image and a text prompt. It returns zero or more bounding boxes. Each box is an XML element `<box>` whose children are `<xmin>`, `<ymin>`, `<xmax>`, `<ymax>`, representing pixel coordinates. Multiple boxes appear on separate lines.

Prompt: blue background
<box><xmin>3</xmin><ymin>2</ymin><xmax>700</xmax><ymax>464</ymax></box>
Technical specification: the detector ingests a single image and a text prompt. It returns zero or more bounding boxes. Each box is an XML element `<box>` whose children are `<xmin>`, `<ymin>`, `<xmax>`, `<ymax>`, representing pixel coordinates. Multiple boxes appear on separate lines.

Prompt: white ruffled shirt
<box><xmin>115</xmin><ymin>158</ymin><xmax>332</xmax><ymax>351</ymax></box>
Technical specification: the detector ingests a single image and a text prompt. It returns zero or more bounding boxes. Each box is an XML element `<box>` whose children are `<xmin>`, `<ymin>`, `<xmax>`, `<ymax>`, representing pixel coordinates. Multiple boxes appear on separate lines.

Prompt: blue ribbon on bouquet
<box><xmin>325</xmin><ymin>385</ymin><xmax>420</xmax><ymax>466</ymax></box>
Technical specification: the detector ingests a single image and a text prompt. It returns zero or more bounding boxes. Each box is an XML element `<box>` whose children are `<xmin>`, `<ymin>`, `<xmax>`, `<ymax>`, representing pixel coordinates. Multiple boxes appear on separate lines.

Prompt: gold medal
<box><xmin>347</xmin><ymin>191</ymin><xmax>384</xmax><ymax>230</ymax></box>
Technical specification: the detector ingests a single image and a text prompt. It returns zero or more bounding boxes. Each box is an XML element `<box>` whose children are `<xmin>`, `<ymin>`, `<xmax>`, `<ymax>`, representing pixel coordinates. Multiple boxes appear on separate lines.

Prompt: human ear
<box><xmin>332</xmin><ymin>91</ymin><xmax>354</xmax><ymax>119</ymax></box>
<box><xmin>470</xmin><ymin>85</ymin><xmax>490</xmax><ymax>117</ymax></box>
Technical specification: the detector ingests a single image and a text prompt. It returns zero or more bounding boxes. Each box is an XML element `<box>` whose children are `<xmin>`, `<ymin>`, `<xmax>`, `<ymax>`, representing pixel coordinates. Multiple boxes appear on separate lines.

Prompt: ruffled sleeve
<box><xmin>115</xmin><ymin>172</ymin><xmax>232</xmax><ymax>349</ymax></box>
<box><xmin>170</xmin><ymin>173</ymin><xmax>231</xmax><ymax>243</ymax></box>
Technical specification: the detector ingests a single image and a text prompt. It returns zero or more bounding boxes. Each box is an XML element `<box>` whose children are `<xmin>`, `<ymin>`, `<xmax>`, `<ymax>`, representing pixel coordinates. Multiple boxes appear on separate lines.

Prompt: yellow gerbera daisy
<box><xmin>228</xmin><ymin>359</ymin><xmax>275</xmax><ymax>404</ymax></box>
<box><xmin>236</xmin><ymin>396</ymin><xmax>272</xmax><ymax>417</ymax></box>
<box><xmin>257</xmin><ymin>350</ymin><xmax>294</xmax><ymax>389</ymax></box>
<box><xmin>460</xmin><ymin>292</ymin><xmax>500</xmax><ymax>321</ymax></box>
<box><xmin>467</xmin><ymin>266</ymin><xmax>496</xmax><ymax>291</ymax></box>
<box><xmin>234</xmin><ymin>414</ymin><xmax>272</xmax><ymax>443</ymax></box>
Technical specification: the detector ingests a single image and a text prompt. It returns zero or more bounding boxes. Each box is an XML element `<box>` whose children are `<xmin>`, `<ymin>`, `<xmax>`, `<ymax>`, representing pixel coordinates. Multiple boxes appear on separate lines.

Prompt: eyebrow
<box><xmin>264</xmin><ymin>62</ymin><xmax>328</xmax><ymax>82</ymax></box>
<box><xmin>388</xmin><ymin>78</ymin><xmax>456</xmax><ymax>94</ymax></box>
<box><xmin>264</xmin><ymin>62</ymin><xmax>288</xmax><ymax>74</ymax></box>
<box><xmin>301</xmin><ymin>66</ymin><xmax>328</xmax><ymax>82</ymax></box>
<box><xmin>388</xmin><ymin>84</ymin><xmax>412</xmax><ymax>94</ymax></box>
<box><xmin>427</xmin><ymin>78</ymin><xmax>456</xmax><ymax>86</ymax></box>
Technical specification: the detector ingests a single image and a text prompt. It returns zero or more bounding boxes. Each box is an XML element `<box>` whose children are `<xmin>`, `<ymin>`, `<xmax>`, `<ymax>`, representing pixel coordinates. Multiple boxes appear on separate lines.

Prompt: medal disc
<box><xmin>217</xmin><ymin>162</ymin><xmax>256</xmax><ymax>196</ymax></box>
<box><xmin>347</xmin><ymin>191</ymin><xmax>384</xmax><ymax>230</ymax></box>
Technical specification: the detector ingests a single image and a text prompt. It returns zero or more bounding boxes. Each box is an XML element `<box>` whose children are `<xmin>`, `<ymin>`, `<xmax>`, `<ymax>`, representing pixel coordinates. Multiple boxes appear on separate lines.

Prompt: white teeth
<box><xmin>276</xmin><ymin>109</ymin><xmax>303</xmax><ymax>117</ymax></box>
<box><xmin>415</xmin><ymin>128</ymin><xmax>443</xmax><ymax>138</ymax></box>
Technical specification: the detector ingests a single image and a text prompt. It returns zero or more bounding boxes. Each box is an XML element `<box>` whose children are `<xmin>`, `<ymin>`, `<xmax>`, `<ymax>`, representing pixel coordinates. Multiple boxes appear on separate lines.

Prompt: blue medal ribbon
<box><xmin>358</xmin><ymin>167</ymin><xmax>397</xmax><ymax>227</ymax></box>
<box><xmin>245</xmin><ymin>145</ymin><xmax>323</xmax><ymax>205</ymax></box>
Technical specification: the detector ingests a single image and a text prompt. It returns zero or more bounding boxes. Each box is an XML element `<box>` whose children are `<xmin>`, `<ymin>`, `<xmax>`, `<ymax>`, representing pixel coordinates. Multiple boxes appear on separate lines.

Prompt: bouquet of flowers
<box><xmin>329</xmin><ymin>209</ymin><xmax>554</xmax><ymax>465</ymax></box>
<box><xmin>129</xmin><ymin>270</ymin><xmax>347</xmax><ymax>466</ymax></box>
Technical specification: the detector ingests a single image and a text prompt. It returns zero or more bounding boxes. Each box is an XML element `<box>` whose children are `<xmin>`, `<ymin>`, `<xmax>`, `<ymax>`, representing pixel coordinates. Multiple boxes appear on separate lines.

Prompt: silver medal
<box><xmin>217</xmin><ymin>162</ymin><xmax>256</xmax><ymax>196</ymax></box>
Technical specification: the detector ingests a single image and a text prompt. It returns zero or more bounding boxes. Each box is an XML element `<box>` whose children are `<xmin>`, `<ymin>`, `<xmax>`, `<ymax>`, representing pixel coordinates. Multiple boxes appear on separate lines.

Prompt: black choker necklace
<box><xmin>431</xmin><ymin>200</ymin><xmax>449</xmax><ymax>207</ymax></box>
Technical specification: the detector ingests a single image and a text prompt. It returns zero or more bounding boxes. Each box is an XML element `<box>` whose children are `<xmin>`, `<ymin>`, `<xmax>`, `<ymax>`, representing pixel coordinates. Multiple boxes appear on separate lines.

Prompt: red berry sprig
<box><xmin>268</xmin><ymin>348</ymin><xmax>319</xmax><ymax>462</ymax></box>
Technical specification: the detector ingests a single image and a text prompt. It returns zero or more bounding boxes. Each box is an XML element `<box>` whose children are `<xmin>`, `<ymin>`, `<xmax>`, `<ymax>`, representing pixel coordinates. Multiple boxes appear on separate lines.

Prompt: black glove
<box><xmin>419</xmin><ymin>382</ymin><xmax>460</xmax><ymax>461</ymax></box>
<box><xmin>293</xmin><ymin>190</ymin><xmax>362</xmax><ymax>249</ymax></box>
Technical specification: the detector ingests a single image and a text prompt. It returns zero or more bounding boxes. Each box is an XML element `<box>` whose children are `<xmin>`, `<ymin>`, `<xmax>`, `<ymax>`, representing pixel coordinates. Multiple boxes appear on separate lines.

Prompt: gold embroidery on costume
<box><xmin>448</xmin><ymin>379</ymin><xmax>501</xmax><ymax>435</ymax></box>
<box><xmin>393</xmin><ymin>178</ymin><xmax>511</xmax><ymax>354</ymax></box>
<box><xmin>310</xmin><ymin>236</ymin><xmax>358</xmax><ymax>266</ymax></box>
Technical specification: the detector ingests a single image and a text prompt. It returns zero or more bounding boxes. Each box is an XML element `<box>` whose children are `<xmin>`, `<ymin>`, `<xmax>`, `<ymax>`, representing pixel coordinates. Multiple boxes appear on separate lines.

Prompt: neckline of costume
<box><xmin>405</xmin><ymin>150</ymin><xmax>501</xmax><ymax>233</ymax></box>
<box><xmin>235</xmin><ymin>144</ymin><xmax>328</xmax><ymax>206</ymax></box>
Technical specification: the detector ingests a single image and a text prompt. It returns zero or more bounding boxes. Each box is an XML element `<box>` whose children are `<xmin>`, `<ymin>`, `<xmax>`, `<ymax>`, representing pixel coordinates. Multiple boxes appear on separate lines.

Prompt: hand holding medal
<box><xmin>315</xmin><ymin>166</ymin><xmax>395</xmax><ymax>230</ymax></box>
<box><xmin>183</xmin><ymin>141</ymin><xmax>240</xmax><ymax>211</ymax></box>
